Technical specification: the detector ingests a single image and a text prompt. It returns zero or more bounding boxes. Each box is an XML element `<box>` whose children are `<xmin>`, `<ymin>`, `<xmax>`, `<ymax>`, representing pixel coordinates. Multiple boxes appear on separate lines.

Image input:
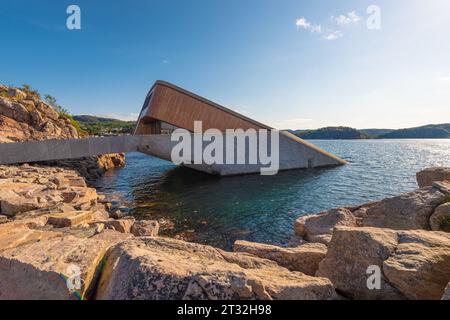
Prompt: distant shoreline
<box><xmin>291</xmin><ymin>124</ymin><xmax>450</xmax><ymax>140</ymax></box>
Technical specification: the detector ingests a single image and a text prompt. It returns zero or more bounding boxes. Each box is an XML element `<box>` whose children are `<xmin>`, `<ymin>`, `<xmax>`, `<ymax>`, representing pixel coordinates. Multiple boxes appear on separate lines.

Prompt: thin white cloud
<box><xmin>332</xmin><ymin>11</ymin><xmax>361</xmax><ymax>26</ymax></box>
<box><xmin>295</xmin><ymin>18</ymin><xmax>311</xmax><ymax>30</ymax></box>
<box><xmin>322</xmin><ymin>30</ymin><xmax>343</xmax><ymax>41</ymax></box>
<box><xmin>439</xmin><ymin>76</ymin><xmax>450</xmax><ymax>82</ymax></box>
<box><xmin>295</xmin><ymin>18</ymin><xmax>322</xmax><ymax>36</ymax></box>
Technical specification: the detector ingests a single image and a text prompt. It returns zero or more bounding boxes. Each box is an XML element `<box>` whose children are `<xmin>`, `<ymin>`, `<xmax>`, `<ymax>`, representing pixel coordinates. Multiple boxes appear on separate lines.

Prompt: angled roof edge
<box><xmin>139</xmin><ymin>80</ymin><xmax>346</xmax><ymax>165</ymax></box>
<box><xmin>146</xmin><ymin>80</ymin><xmax>273</xmax><ymax>130</ymax></box>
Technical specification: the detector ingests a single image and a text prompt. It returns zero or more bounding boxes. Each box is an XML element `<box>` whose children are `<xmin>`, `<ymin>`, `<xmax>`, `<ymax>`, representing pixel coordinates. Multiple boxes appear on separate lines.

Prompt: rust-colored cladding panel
<box><xmin>136</xmin><ymin>81</ymin><xmax>272</xmax><ymax>133</ymax></box>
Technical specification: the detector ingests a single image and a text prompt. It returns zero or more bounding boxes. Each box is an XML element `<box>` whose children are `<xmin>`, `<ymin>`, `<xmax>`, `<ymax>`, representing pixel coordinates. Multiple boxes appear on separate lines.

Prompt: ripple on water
<box><xmin>95</xmin><ymin>139</ymin><xmax>450</xmax><ymax>250</ymax></box>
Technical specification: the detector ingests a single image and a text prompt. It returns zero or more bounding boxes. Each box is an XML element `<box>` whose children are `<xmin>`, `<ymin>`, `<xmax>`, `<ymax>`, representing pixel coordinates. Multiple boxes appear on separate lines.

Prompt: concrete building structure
<box><xmin>0</xmin><ymin>81</ymin><xmax>346</xmax><ymax>175</ymax></box>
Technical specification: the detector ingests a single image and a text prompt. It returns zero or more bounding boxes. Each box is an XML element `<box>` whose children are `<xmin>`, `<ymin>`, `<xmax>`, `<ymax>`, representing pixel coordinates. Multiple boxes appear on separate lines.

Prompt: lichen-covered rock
<box><xmin>100</xmin><ymin>218</ymin><xmax>135</xmax><ymax>234</ymax></box>
<box><xmin>233</xmin><ymin>240</ymin><xmax>327</xmax><ymax>276</ymax></box>
<box><xmin>1</xmin><ymin>195</ymin><xmax>40</xmax><ymax>216</ymax></box>
<box><xmin>294</xmin><ymin>208</ymin><xmax>357</xmax><ymax>245</ymax></box>
<box><xmin>131</xmin><ymin>220</ymin><xmax>159</xmax><ymax>237</ymax></box>
<box><xmin>0</xmin><ymin>222</ymin><xmax>62</xmax><ymax>252</ymax></box>
<box><xmin>7</xmin><ymin>88</ymin><xmax>27</xmax><ymax>100</ymax></box>
<box><xmin>47</xmin><ymin>210</ymin><xmax>94</xmax><ymax>228</ymax></box>
<box><xmin>417</xmin><ymin>167</ymin><xmax>450</xmax><ymax>188</ymax></box>
<box><xmin>433</xmin><ymin>181</ymin><xmax>450</xmax><ymax>195</ymax></box>
<box><xmin>0</xmin><ymin>165</ymin><xmax>100</xmax><ymax>217</ymax></box>
<box><xmin>317</xmin><ymin>227</ymin><xmax>404</xmax><ymax>300</ymax></box>
<box><xmin>91</xmin><ymin>229</ymin><xmax>134</xmax><ymax>245</ymax></box>
<box><xmin>361</xmin><ymin>186</ymin><xmax>446</xmax><ymax>230</ymax></box>
<box><xmin>383</xmin><ymin>230</ymin><xmax>450</xmax><ymax>300</ymax></box>
<box><xmin>0</xmin><ymin>92</ymin><xmax>79</xmax><ymax>142</ymax></box>
<box><xmin>317</xmin><ymin>227</ymin><xmax>450</xmax><ymax>300</ymax></box>
<box><xmin>39</xmin><ymin>153</ymin><xmax>126</xmax><ymax>184</ymax></box>
<box><xmin>0</xmin><ymin>236</ymin><xmax>109</xmax><ymax>299</ymax></box>
<box><xmin>429</xmin><ymin>203</ymin><xmax>450</xmax><ymax>232</ymax></box>
<box><xmin>95</xmin><ymin>237</ymin><xmax>335</xmax><ymax>300</ymax></box>
<box><xmin>0</xmin><ymin>215</ymin><xmax>8</xmax><ymax>224</ymax></box>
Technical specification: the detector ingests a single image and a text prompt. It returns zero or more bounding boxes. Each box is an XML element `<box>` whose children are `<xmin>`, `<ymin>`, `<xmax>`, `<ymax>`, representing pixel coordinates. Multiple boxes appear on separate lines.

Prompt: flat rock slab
<box><xmin>0</xmin><ymin>224</ymin><xmax>62</xmax><ymax>252</ymax></box>
<box><xmin>317</xmin><ymin>227</ymin><xmax>404</xmax><ymax>300</ymax></box>
<box><xmin>317</xmin><ymin>227</ymin><xmax>450</xmax><ymax>300</ymax></box>
<box><xmin>362</xmin><ymin>186</ymin><xmax>446</xmax><ymax>230</ymax></box>
<box><xmin>91</xmin><ymin>229</ymin><xmax>134</xmax><ymax>245</ymax></box>
<box><xmin>0</xmin><ymin>235</ymin><xmax>109</xmax><ymax>300</ymax></box>
<box><xmin>294</xmin><ymin>208</ymin><xmax>357</xmax><ymax>245</ymax></box>
<box><xmin>95</xmin><ymin>237</ymin><xmax>335</xmax><ymax>300</ymax></box>
<box><xmin>47</xmin><ymin>210</ymin><xmax>93</xmax><ymax>228</ymax></box>
<box><xmin>233</xmin><ymin>240</ymin><xmax>327</xmax><ymax>276</ymax></box>
<box><xmin>417</xmin><ymin>167</ymin><xmax>450</xmax><ymax>188</ymax></box>
<box><xmin>383</xmin><ymin>230</ymin><xmax>450</xmax><ymax>300</ymax></box>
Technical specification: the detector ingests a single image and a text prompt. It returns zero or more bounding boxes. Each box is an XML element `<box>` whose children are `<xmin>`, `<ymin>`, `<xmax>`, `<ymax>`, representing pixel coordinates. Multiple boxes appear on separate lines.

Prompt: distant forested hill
<box><xmin>296</xmin><ymin>127</ymin><xmax>369</xmax><ymax>139</ymax></box>
<box><xmin>73</xmin><ymin>115</ymin><xmax>136</xmax><ymax>136</ymax></box>
<box><xmin>378</xmin><ymin>124</ymin><xmax>450</xmax><ymax>139</ymax></box>
<box><xmin>293</xmin><ymin>124</ymin><xmax>450</xmax><ymax>140</ymax></box>
<box><xmin>359</xmin><ymin>129</ymin><xmax>394</xmax><ymax>137</ymax></box>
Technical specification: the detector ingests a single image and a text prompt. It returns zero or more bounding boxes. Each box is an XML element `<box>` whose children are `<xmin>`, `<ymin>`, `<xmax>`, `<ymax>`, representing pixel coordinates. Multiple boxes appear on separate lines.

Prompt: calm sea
<box><xmin>95</xmin><ymin>139</ymin><xmax>450</xmax><ymax>249</ymax></box>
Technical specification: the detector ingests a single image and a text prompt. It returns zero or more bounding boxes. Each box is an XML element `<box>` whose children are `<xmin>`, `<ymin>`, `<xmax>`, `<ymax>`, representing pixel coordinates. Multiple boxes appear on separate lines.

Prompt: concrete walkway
<box><xmin>0</xmin><ymin>133</ymin><xmax>345</xmax><ymax>175</ymax></box>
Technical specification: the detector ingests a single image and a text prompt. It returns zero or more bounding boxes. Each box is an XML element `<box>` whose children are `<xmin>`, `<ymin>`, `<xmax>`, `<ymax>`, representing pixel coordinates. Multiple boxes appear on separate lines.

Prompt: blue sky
<box><xmin>1</xmin><ymin>0</ymin><xmax>450</xmax><ymax>129</ymax></box>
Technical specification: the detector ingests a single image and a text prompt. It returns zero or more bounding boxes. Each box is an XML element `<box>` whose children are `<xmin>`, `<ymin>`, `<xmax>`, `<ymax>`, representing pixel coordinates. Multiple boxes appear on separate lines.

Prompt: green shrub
<box><xmin>21</xmin><ymin>84</ymin><xmax>40</xmax><ymax>99</ymax></box>
<box><xmin>444</xmin><ymin>195</ymin><xmax>450</xmax><ymax>204</ymax></box>
<box><xmin>68</xmin><ymin>115</ymin><xmax>87</xmax><ymax>137</ymax></box>
<box><xmin>44</xmin><ymin>94</ymin><xmax>87</xmax><ymax>137</ymax></box>
<box><xmin>439</xmin><ymin>216</ymin><xmax>450</xmax><ymax>232</ymax></box>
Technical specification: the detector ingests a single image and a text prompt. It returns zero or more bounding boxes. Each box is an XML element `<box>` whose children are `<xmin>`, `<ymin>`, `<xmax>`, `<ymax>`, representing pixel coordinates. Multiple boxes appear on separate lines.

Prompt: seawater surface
<box><xmin>95</xmin><ymin>139</ymin><xmax>450</xmax><ymax>249</ymax></box>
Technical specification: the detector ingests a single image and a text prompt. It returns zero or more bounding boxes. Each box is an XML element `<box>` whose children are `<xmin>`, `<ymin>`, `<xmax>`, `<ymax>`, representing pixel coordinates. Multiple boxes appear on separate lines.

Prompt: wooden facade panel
<box><xmin>136</xmin><ymin>81</ymin><xmax>271</xmax><ymax>133</ymax></box>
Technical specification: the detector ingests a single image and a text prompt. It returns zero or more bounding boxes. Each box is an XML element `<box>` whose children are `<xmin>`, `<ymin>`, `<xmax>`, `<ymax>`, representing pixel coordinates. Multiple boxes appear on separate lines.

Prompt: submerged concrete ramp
<box><xmin>0</xmin><ymin>80</ymin><xmax>346</xmax><ymax>175</ymax></box>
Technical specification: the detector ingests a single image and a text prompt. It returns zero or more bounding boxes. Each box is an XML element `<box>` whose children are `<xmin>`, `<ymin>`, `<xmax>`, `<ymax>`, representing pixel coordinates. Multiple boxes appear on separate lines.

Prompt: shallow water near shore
<box><xmin>95</xmin><ymin>139</ymin><xmax>450</xmax><ymax>250</ymax></box>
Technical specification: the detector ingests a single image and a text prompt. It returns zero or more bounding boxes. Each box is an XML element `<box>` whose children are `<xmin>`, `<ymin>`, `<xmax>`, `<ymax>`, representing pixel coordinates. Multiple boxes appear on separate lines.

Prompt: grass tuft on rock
<box><xmin>439</xmin><ymin>216</ymin><xmax>450</xmax><ymax>232</ymax></box>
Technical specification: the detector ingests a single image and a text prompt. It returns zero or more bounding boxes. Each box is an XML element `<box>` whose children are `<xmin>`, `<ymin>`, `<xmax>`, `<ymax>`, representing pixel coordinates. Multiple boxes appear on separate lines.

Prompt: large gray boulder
<box><xmin>233</xmin><ymin>240</ymin><xmax>327</xmax><ymax>276</ymax></box>
<box><xmin>0</xmin><ymin>236</ymin><xmax>109</xmax><ymax>300</ymax></box>
<box><xmin>294</xmin><ymin>208</ymin><xmax>357</xmax><ymax>245</ymax></box>
<box><xmin>131</xmin><ymin>220</ymin><xmax>159</xmax><ymax>237</ymax></box>
<box><xmin>383</xmin><ymin>230</ymin><xmax>450</xmax><ymax>300</ymax></box>
<box><xmin>429</xmin><ymin>203</ymin><xmax>450</xmax><ymax>232</ymax></box>
<box><xmin>417</xmin><ymin>167</ymin><xmax>450</xmax><ymax>188</ymax></box>
<box><xmin>317</xmin><ymin>227</ymin><xmax>450</xmax><ymax>300</ymax></box>
<box><xmin>317</xmin><ymin>227</ymin><xmax>405</xmax><ymax>300</ymax></box>
<box><xmin>95</xmin><ymin>237</ymin><xmax>335</xmax><ymax>300</ymax></box>
<box><xmin>361</xmin><ymin>186</ymin><xmax>447</xmax><ymax>230</ymax></box>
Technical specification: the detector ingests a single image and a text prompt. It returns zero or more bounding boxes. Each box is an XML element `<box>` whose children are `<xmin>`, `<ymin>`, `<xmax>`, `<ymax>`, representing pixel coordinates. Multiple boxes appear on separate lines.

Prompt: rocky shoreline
<box><xmin>0</xmin><ymin>164</ymin><xmax>449</xmax><ymax>300</ymax></box>
<box><xmin>0</xmin><ymin>84</ymin><xmax>126</xmax><ymax>184</ymax></box>
<box><xmin>1</xmin><ymin>84</ymin><xmax>449</xmax><ymax>300</ymax></box>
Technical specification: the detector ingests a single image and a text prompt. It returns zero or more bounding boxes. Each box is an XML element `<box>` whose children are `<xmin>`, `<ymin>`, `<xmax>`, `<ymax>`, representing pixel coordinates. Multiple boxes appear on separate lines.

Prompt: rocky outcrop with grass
<box><xmin>0</xmin><ymin>85</ymin><xmax>79</xmax><ymax>142</ymax></box>
<box><xmin>0</xmin><ymin>84</ymin><xmax>125</xmax><ymax>182</ymax></box>
<box><xmin>1</xmin><ymin>90</ymin><xmax>450</xmax><ymax>301</ymax></box>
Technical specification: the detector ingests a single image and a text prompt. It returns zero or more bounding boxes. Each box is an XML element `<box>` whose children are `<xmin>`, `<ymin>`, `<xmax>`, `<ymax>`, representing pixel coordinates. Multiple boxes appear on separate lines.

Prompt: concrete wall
<box><xmin>0</xmin><ymin>136</ymin><xmax>142</xmax><ymax>165</ymax></box>
<box><xmin>0</xmin><ymin>133</ymin><xmax>345</xmax><ymax>175</ymax></box>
